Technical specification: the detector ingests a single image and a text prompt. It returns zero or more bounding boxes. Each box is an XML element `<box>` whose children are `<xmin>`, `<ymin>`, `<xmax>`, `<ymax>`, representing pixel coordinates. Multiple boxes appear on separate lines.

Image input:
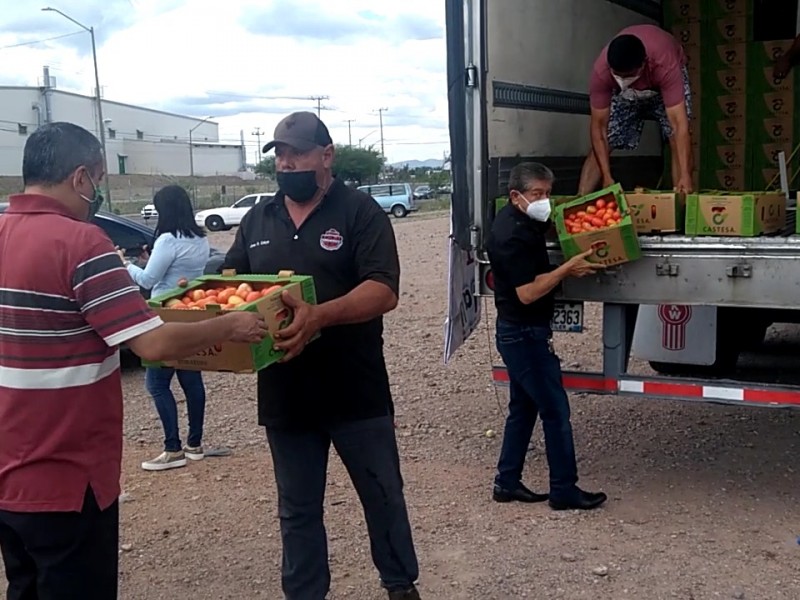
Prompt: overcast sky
<box><xmin>0</xmin><ymin>0</ymin><xmax>449</xmax><ymax>165</ymax></box>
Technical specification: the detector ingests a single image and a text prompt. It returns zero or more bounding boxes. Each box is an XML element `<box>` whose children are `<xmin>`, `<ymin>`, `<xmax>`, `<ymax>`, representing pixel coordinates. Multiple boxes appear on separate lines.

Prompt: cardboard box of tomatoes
<box><xmin>143</xmin><ymin>270</ymin><xmax>317</xmax><ymax>373</ymax></box>
<box><xmin>625</xmin><ymin>189</ymin><xmax>686</xmax><ymax>234</ymax></box>
<box><xmin>684</xmin><ymin>192</ymin><xmax>786</xmax><ymax>236</ymax></box>
<box><xmin>554</xmin><ymin>184</ymin><xmax>642</xmax><ymax>267</ymax></box>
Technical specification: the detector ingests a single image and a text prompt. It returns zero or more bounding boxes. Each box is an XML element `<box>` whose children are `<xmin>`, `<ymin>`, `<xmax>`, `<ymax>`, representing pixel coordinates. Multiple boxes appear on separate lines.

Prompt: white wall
<box><xmin>0</xmin><ymin>88</ymin><xmax>43</xmax><ymax>177</ymax></box>
<box><xmin>486</xmin><ymin>0</ymin><xmax>662</xmax><ymax>158</ymax></box>
<box><xmin>191</xmin><ymin>145</ymin><xmax>245</xmax><ymax>176</ymax></box>
<box><xmin>118</xmin><ymin>140</ymin><xmax>243</xmax><ymax>176</ymax></box>
<box><xmin>0</xmin><ymin>87</ymin><xmax>242</xmax><ymax>177</ymax></box>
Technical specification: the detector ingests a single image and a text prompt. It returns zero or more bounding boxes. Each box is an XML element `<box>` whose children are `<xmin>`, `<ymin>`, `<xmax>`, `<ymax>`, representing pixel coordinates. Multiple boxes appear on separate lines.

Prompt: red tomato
<box><xmin>596</xmin><ymin>199</ymin><xmax>607</xmax><ymax>210</ymax></box>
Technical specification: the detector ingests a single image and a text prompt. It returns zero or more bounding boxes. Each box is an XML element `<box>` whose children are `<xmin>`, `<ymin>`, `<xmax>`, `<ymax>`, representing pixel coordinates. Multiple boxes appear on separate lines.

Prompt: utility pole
<box><xmin>344</xmin><ymin>119</ymin><xmax>355</xmax><ymax>147</ymax></box>
<box><xmin>42</xmin><ymin>7</ymin><xmax>112</xmax><ymax>210</ymax></box>
<box><xmin>310</xmin><ymin>95</ymin><xmax>330</xmax><ymax>117</ymax></box>
<box><xmin>376</xmin><ymin>108</ymin><xmax>388</xmax><ymax>158</ymax></box>
<box><xmin>252</xmin><ymin>127</ymin><xmax>263</xmax><ymax>164</ymax></box>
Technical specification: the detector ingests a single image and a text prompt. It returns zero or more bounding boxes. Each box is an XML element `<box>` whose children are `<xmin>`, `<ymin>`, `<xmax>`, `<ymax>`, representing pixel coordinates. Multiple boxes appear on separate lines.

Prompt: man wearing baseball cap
<box><xmin>223</xmin><ymin>112</ymin><xmax>421</xmax><ymax>600</ymax></box>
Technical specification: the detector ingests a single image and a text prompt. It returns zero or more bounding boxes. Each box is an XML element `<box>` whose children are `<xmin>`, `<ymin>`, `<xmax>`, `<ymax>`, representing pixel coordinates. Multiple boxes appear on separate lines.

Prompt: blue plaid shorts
<box><xmin>607</xmin><ymin>66</ymin><xmax>693</xmax><ymax>150</ymax></box>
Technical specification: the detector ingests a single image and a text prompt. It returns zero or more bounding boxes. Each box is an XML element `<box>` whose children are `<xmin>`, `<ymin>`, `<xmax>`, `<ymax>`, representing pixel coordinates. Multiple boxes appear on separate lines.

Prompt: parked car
<box><xmin>357</xmin><ymin>183</ymin><xmax>418</xmax><ymax>218</ymax></box>
<box><xmin>413</xmin><ymin>185</ymin><xmax>433</xmax><ymax>200</ymax></box>
<box><xmin>194</xmin><ymin>193</ymin><xmax>274</xmax><ymax>231</ymax></box>
<box><xmin>0</xmin><ymin>204</ymin><xmax>225</xmax><ymax>289</ymax></box>
<box><xmin>435</xmin><ymin>184</ymin><xmax>452</xmax><ymax>195</ymax></box>
<box><xmin>140</xmin><ymin>203</ymin><xmax>158</xmax><ymax>220</ymax></box>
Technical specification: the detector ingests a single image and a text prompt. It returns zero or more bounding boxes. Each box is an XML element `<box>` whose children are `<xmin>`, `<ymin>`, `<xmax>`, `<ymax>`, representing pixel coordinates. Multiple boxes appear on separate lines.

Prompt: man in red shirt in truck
<box><xmin>578</xmin><ymin>24</ymin><xmax>693</xmax><ymax>196</ymax></box>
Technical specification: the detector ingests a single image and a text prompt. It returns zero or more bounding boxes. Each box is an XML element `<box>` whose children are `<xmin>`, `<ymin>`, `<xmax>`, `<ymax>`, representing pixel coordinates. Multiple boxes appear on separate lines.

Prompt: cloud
<box><xmin>158</xmin><ymin>94</ymin><xmax>304</xmax><ymax>118</ymax></box>
<box><xmin>241</xmin><ymin>0</ymin><xmax>442</xmax><ymax>43</ymax></box>
<box><xmin>0</xmin><ymin>0</ymin><xmax>450</xmax><ymax>164</ymax></box>
<box><xmin>0</xmin><ymin>1</ymin><xmax>182</xmax><ymax>54</ymax></box>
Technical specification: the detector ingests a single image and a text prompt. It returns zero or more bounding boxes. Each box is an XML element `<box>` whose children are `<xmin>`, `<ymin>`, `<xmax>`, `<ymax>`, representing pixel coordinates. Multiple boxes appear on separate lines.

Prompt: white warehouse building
<box><xmin>0</xmin><ymin>81</ymin><xmax>245</xmax><ymax>177</ymax></box>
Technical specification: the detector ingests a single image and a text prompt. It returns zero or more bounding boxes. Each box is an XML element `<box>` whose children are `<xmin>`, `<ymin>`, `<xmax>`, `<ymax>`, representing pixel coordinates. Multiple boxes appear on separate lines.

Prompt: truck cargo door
<box><xmin>444</xmin><ymin>0</ymin><xmax>485</xmax><ymax>362</ymax></box>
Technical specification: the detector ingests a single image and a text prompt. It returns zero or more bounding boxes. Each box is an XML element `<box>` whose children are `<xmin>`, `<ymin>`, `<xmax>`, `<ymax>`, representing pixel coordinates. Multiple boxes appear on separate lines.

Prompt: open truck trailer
<box><xmin>443</xmin><ymin>0</ymin><xmax>800</xmax><ymax>409</ymax></box>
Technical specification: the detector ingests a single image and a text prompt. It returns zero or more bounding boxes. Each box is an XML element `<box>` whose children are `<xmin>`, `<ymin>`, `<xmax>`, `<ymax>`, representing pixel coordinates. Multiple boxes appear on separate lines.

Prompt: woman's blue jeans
<box><xmin>144</xmin><ymin>367</ymin><xmax>206</xmax><ymax>453</ymax></box>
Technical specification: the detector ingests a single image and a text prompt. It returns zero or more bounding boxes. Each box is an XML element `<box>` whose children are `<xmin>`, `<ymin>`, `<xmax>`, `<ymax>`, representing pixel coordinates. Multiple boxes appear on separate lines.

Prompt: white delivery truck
<box><xmin>443</xmin><ymin>0</ymin><xmax>800</xmax><ymax>408</ymax></box>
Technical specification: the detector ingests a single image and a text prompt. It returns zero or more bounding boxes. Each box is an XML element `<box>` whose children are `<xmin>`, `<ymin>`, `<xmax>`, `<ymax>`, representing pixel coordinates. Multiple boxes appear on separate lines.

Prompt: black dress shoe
<box><xmin>388</xmin><ymin>585</ymin><xmax>421</xmax><ymax>600</ymax></box>
<box><xmin>493</xmin><ymin>483</ymin><xmax>548</xmax><ymax>503</ymax></box>
<box><xmin>549</xmin><ymin>488</ymin><xmax>607</xmax><ymax>511</ymax></box>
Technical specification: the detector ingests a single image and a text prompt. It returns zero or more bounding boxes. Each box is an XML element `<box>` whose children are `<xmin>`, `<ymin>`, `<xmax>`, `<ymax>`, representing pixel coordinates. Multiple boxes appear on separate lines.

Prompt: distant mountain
<box><xmin>389</xmin><ymin>159</ymin><xmax>445</xmax><ymax>170</ymax></box>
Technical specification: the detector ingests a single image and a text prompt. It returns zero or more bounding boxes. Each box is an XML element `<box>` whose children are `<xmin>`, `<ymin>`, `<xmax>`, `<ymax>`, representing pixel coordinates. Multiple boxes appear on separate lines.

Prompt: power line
<box><xmin>0</xmin><ymin>31</ymin><xmax>83</xmax><ymax>51</ymax></box>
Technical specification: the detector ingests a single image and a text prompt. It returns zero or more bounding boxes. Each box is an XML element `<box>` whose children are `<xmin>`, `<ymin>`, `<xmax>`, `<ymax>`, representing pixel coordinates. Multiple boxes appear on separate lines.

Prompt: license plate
<box><xmin>551</xmin><ymin>302</ymin><xmax>584</xmax><ymax>333</ymax></box>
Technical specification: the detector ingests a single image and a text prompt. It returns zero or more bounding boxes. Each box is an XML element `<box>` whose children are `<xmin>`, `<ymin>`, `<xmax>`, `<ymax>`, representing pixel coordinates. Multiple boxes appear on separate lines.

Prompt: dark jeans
<box><xmin>145</xmin><ymin>367</ymin><xmax>206</xmax><ymax>452</ymax></box>
<box><xmin>495</xmin><ymin>319</ymin><xmax>579</xmax><ymax>502</ymax></box>
<box><xmin>0</xmin><ymin>487</ymin><xmax>118</xmax><ymax>600</ymax></box>
<box><xmin>266</xmin><ymin>416</ymin><xmax>419</xmax><ymax>600</ymax></box>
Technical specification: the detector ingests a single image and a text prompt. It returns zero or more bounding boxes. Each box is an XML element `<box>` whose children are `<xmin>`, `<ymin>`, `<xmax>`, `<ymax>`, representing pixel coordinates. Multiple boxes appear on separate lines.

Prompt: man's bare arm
<box><xmin>665</xmin><ymin>101</ymin><xmax>693</xmax><ymax>190</ymax></box>
<box><xmin>126</xmin><ymin>312</ymin><xmax>267</xmax><ymax>362</ymax></box>
<box><xmin>590</xmin><ymin>107</ymin><xmax>613</xmax><ymax>186</ymax></box>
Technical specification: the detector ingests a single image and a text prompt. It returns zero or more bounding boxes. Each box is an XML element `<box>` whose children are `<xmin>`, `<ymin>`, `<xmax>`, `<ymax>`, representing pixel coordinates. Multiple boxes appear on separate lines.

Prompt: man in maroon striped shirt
<box><xmin>0</xmin><ymin>122</ymin><xmax>268</xmax><ymax>600</ymax></box>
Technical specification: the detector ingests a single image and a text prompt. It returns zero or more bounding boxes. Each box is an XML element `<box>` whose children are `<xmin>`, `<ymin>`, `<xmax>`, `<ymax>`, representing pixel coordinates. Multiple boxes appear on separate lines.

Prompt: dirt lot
<box><xmin>63</xmin><ymin>213</ymin><xmax>800</xmax><ymax>598</ymax></box>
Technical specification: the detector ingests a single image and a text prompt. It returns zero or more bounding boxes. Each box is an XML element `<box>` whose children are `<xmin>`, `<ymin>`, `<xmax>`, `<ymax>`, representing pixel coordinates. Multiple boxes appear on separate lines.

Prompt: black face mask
<box><xmin>277</xmin><ymin>171</ymin><xmax>320</xmax><ymax>203</ymax></box>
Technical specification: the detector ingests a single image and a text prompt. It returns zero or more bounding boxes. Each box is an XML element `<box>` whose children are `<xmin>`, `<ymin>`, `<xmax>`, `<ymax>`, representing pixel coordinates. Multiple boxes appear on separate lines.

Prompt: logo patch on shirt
<box><xmin>320</xmin><ymin>228</ymin><xmax>343</xmax><ymax>251</ymax></box>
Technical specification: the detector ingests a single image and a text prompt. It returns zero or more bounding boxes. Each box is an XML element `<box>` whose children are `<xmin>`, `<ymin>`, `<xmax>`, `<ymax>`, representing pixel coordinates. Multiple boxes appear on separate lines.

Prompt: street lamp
<box><xmin>189</xmin><ymin>116</ymin><xmax>214</xmax><ymax>207</ymax></box>
<box><xmin>42</xmin><ymin>7</ymin><xmax>112</xmax><ymax>210</ymax></box>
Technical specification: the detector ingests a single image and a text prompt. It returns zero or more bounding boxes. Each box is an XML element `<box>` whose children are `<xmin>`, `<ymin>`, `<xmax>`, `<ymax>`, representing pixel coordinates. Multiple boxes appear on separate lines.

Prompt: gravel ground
<box><xmin>13</xmin><ymin>213</ymin><xmax>800</xmax><ymax>599</ymax></box>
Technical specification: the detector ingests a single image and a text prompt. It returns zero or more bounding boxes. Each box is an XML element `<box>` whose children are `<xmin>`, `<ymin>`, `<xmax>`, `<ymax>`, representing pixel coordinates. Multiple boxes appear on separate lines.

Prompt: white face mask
<box><xmin>521</xmin><ymin>196</ymin><xmax>551</xmax><ymax>222</ymax></box>
<box><xmin>613</xmin><ymin>74</ymin><xmax>640</xmax><ymax>91</ymax></box>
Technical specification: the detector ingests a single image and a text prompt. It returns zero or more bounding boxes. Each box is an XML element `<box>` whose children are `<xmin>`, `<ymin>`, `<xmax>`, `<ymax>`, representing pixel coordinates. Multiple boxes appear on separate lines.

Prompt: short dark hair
<box><xmin>507</xmin><ymin>162</ymin><xmax>555</xmax><ymax>195</ymax></box>
<box><xmin>153</xmin><ymin>185</ymin><xmax>206</xmax><ymax>240</ymax></box>
<box><xmin>22</xmin><ymin>122</ymin><xmax>103</xmax><ymax>186</ymax></box>
<box><xmin>607</xmin><ymin>34</ymin><xmax>646</xmax><ymax>73</ymax></box>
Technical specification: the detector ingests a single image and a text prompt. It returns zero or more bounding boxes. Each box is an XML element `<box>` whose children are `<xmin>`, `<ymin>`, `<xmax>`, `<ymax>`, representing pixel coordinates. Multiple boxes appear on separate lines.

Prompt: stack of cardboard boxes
<box><xmin>664</xmin><ymin>0</ymin><xmax>799</xmax><ymax>191</ymax></box>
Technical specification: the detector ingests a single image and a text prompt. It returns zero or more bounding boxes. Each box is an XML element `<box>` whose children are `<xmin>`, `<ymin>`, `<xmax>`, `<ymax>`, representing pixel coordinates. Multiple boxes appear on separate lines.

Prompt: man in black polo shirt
<box><xmin>488</xmin><ymin>162</ymin><xmax>608</xmax><ymax>511</ymax></box>
<box><xmin>222</xmin><ymin>112</ymin><xmax>420</xmax><ymax>600</ymax></box>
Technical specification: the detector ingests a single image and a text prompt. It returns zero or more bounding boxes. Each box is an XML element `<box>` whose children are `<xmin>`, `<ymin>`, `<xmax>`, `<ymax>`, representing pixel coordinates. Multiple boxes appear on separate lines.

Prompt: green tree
<box><xmin>255</xmin><ymin>156</ymin><xmax>276</xmax><ymax>178</ymax></box>
<box><xmin>333</xmin><ymin>145</ymin><xmax>384</xmax><ymax>186</ymax></box>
